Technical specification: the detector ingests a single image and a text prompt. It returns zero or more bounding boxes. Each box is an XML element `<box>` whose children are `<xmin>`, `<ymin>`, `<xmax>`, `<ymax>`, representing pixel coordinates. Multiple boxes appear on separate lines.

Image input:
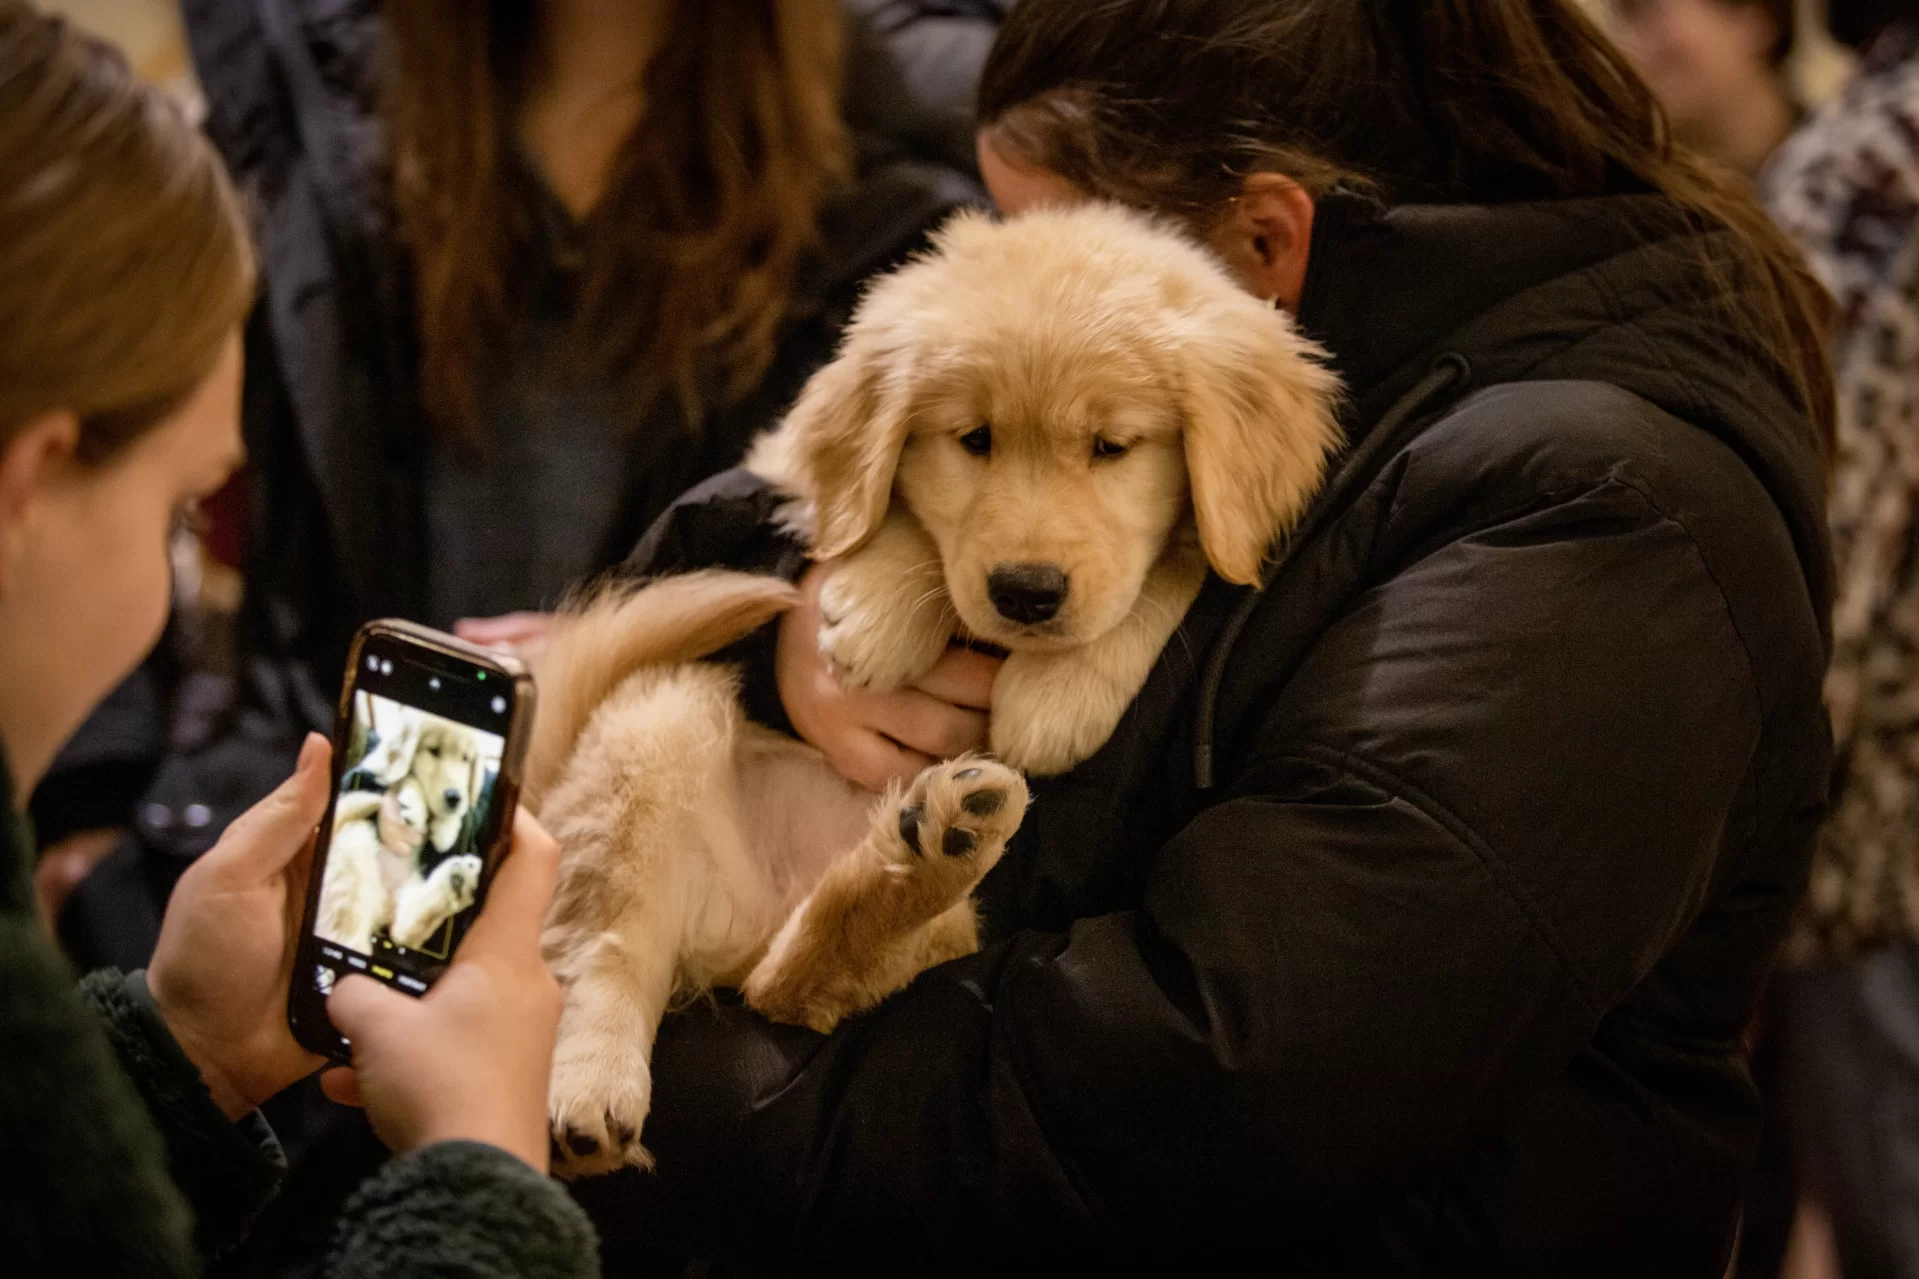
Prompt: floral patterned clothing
<box><xmin>1766</xmin><ymin>24</ymin><xmax>1919</xmax><ymax>961</ymax></box>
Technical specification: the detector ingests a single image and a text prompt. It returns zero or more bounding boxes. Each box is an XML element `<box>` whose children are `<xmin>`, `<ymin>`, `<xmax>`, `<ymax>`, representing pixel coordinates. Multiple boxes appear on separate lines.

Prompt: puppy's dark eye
<box><xmin>958</xmin><ymin>425</ymin><xmax>993</xmax><ymax>457</ymax></box>
<box><xmin>1092</xmin><ymin>436</ymin><xmax>1130</xmax><ymax>460</ymax></box>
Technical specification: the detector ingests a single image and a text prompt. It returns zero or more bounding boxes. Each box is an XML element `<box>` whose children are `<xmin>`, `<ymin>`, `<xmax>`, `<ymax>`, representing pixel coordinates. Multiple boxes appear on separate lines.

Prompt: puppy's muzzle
<box><xmin>443</xmin><ymin>788</ymin><xmax>465</xmax><ymax>812</ymax></box>
<box><xmin>987</xmin><ymin>563</ymin><xmax>1068</xmax><ymax>625</ymax></box>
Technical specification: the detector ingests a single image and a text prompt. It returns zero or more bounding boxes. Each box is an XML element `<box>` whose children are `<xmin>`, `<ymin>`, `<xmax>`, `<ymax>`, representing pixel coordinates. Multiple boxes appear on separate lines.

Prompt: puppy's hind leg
<box><xmin>540</xmin><ymin>665</ymin><xmax>746</xmax><ymax>1178</ymax></box>
<box><xmin>743</xmin><ymin>756</ymin><xmax>1028</xmax><ymax>1033</ymax></box>
<box><xmin>544</xmin><ymin>914</ymin><xmax>681</xmax><ymax>1179</ymax></box>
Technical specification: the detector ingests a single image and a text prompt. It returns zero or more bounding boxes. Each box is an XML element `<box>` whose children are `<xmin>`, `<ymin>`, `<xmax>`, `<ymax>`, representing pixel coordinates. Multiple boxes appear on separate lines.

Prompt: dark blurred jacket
<box><xmin>576</xmin><ymin>190</ymin><xmax>1834</xmax><ymax>1274</ymax></box>
<box><xmin>48</xmin><ymin>0</ymin><xmax>994</xmax><ymax>977</ymax></box>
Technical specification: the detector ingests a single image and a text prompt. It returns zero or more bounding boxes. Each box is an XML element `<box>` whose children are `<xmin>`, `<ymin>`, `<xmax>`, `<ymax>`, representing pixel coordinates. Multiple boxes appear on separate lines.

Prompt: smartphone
<box><xmin>289</xmin><ymin>620</ymin><xmax>536</xmax><ymax>1062</ymax></box>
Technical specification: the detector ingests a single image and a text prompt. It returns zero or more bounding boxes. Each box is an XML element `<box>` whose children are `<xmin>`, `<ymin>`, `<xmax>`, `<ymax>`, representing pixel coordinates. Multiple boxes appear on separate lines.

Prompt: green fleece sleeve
<box><xmin>0</xmin><ymin>907</ymin><xmax>200</xmax><ymax>1275</ymax></box>
<box><xmin>327</xmin><ymin>1140</ymin><xmax>600</xmax><ymax>1279</ymax></box>
<box><xmin>76</xmin><ymin>968</ymin><xmax>286</xmax><ymax>1256</ymax></box>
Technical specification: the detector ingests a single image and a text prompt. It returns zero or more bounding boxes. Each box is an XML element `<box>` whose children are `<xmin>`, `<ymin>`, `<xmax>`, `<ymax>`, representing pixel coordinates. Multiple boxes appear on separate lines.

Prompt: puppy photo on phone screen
<box><xmin>315</xmin><ymin>692</ymin><xmax>503</xmax><ymax>957</ymax></box>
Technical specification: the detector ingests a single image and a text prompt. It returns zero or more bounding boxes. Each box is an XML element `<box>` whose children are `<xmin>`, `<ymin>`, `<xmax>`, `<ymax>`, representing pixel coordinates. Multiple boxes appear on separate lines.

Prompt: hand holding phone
<box><xmin>322</xmin><ymin>808</ymin><xmax>564</xmax><ymax>1173</ymax></box>
<box><xmin>147</xmin><ymin>733</ymin><xmax>335</xmax><ymax>1120</ymax></box>
<box><xmin>290</xmin><ymin>621</ymin><xmax>536</xmax><ymax>1061</ymax></box>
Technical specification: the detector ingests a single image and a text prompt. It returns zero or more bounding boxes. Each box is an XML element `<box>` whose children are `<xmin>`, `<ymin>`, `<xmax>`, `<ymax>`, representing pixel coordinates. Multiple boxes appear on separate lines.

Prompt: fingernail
<box><xmin>299</xmin><ymin>732</ymin><xmax>326</xmax><ymax>772</ymax></box>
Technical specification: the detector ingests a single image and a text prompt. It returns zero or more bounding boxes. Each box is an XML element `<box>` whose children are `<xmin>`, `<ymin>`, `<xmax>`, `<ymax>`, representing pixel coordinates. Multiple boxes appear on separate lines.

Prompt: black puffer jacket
<box><xmin>573</xmin><ymin>191</ymin><xmax>1833</xmax><ymax>1274</ymax></box>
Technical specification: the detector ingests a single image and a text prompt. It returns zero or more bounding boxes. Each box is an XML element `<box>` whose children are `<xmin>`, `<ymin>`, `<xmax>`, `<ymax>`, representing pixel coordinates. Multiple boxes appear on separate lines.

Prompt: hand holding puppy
<box><xmin>778</xmin><ymin>560</ymin><xmax>1000</xmax><ymax>792</ymax></box>
<box><xmin>323</xmin><ymin>808</ymin><xmax>564</xmax><ymax>1173</ymax></box>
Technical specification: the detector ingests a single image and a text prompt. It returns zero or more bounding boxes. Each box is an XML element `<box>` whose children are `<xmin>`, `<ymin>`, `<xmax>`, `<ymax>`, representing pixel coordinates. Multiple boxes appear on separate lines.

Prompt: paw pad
<box><xmin>961</xmin><ymin>788</ymin><xmax>1006</xmax><ymax>817</ymax></box>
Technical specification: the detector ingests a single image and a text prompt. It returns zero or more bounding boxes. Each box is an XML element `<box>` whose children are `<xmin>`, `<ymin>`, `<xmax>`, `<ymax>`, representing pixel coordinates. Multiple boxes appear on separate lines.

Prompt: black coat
<box><xmin>573</xmin><ymin>191</ymin><xmax>1834</xmax><ymax>1274</ymax></box>
<box><xmin>50</xmin><ymin>0</ymin><xmax>994</xmax><ymax>974</ymax></box>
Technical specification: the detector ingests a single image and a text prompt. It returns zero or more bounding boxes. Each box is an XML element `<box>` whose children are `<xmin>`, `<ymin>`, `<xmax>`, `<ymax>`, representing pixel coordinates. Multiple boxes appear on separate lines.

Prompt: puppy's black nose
<box><xmin>443</xmin><ymin>788</ymin><xmax>463</xmax><ymax>808</ymax></box>
<box><xmin>987</xmin><ymin>563</ymin><xmax>1068</xmax><ymax>624</ymax></box>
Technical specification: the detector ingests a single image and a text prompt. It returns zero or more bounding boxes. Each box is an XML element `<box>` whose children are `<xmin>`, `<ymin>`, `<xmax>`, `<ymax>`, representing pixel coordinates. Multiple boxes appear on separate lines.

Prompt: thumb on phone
<box><xmin>327</xmin><ymin>971</ymin><xmax>411</xmax><ymax>1045</ymax></box>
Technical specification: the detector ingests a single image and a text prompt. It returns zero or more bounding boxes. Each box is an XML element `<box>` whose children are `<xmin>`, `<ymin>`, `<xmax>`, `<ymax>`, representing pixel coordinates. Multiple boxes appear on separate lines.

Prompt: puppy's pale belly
<box><xmin>738</xmin><ymin>729</ymin><xmax>877</xmax><ymax>894</ymax></box>
<box><xmin>689</xmin><ymin>727</ymin><xmax>877</xmax><ymax>986</ymax></box>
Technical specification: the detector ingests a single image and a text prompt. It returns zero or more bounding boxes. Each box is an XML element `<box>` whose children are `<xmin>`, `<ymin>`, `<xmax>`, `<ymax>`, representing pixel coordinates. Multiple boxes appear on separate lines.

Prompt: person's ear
<box><xmin>0</xmin><ymin>411</ymin><xmax>80</xmax><ymax>595</ymax></box>
<box><xmin>1209</xmin><ymin>172</ymin><xmax>1316</xmax><ymax>312</ymax></box>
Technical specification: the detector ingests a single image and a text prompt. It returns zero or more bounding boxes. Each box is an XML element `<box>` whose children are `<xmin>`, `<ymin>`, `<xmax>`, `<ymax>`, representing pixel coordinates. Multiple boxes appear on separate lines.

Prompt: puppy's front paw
<box><xmin>744</xmin><ymin>757</ymin><xmax>1028</xmax><ymax>1033</ymax></box>
<box><xmin>389</xmin><ymin>854</ymin><xmax>483</xmax><ymax>947</ymax></box>
<box><xmin>547</xmin><ymin>1011</ymin><xmax>653</xmax><ymax>1180</ymax></box>
<box><xmin>886</xmin><ymin>756</ymin><xmax>1028</xmax><ymax>889</ymax></box>
<box><xmin>818</xmin><ymin>558</ymin><xmax>953</xmax><ymax>691</ymax></box>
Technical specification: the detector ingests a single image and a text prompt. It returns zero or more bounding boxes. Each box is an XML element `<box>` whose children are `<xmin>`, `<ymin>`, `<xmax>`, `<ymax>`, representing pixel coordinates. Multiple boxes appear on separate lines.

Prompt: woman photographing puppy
<box><xmin>0</xmin><ymin>9</ymin><xmax>593</xmax><ymax>1275</ymax></box>
<box><xmin>604</xmin><ymin>0</ymin><xmax>1835</xmax><ymax>1271</ymax></box>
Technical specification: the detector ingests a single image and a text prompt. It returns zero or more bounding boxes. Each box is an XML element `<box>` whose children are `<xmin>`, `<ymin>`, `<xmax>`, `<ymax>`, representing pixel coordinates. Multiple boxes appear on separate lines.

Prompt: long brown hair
<box><xmin>384</xmin><ymin>1</ymin><xmax>849</xmax><ymax>445</ymax></box>
<box><xmin>979</xmin><ymin>0</ymin><xmax>1835</xmax><ymax>460</ymax></box>
<box><xmin>0</xmin><ymin>1</ymin><xmax>254</xmax><ymax>460</ymax></box>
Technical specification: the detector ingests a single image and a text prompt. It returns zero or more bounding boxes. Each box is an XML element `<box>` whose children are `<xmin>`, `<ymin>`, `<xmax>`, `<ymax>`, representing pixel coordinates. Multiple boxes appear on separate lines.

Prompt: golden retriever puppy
<box><xmin>529</xmin><ymin>203</ymin><xmax>1341</xmax><ymax>1179</ymax></box>
<box><xmin>750</xmin><ymin>203</ymin><xmax>1343</xmax><ymax>773</ymax></box>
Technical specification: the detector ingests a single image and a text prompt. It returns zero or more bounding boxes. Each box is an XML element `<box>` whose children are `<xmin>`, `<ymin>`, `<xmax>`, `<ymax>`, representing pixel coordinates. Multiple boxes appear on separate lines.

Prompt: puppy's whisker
<box><xmin>1137</xmin><ymin>590</ymin><xmax>1198</xmax><ymax>670</ymax></box>
<box><xmin>905</xmin><ymin>586</ymin><xmax>954</xmax><ymax>618</ymax></box>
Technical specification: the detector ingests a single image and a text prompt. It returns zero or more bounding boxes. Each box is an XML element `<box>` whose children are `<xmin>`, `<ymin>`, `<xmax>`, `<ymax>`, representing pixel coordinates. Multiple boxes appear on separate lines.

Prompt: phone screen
<box><xmin>294</xmin><ymin>630</ymin><xmax>523</xmax><ymax>1057</ymax></box>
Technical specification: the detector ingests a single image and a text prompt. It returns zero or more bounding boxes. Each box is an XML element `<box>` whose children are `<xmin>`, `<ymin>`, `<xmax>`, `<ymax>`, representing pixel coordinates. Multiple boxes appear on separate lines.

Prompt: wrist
<box><xmin>172</xmin><ymin>1034</ymin><xmax>256</xmax><ymax>1123</ymax></box>
<box><xmin>142</xmin><ymin>974</ymin><xmax>257</xmax><ymax>1122</ymax></box>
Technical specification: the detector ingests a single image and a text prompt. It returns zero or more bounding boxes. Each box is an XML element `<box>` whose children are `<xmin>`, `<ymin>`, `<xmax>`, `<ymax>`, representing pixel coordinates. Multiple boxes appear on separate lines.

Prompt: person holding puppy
<box><xmin>0</xmin><ymin>8</ymin><xmax>594</xmax><ymax>1275</ymax></box>
<box><xmin>598</xmin><ymin>0</ymin><xmax>1835</xmax><ymax>1271</ymax></box>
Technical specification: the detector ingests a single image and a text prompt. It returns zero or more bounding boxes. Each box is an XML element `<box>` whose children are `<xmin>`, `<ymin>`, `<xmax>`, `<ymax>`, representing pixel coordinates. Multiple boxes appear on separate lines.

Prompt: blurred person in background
<box><xmin>27</xmin><ymin>1</ymin><xmax>1002</xmax><ymax>1274</ymax></box>
<box><xmin>1608</xmin><ymin>0</ymin><xmax>1801</xmax><ymax>178</ymax></box>
<box><xmin>1763</xmin><ymin>1</ymin><xmax>1919</xmax><ymax>1274</ymax></box>
<box><xmin>0</xmin><ymin>7</ymin><xmax>591</xmax><ymax>1274</ymax></box>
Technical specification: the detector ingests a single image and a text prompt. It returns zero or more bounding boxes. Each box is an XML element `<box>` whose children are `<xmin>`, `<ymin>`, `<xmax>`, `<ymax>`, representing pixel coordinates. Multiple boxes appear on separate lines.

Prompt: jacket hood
<box><xmin>1296</xmin><ymin>191</ymin><xmax>1833</xmax><ymax>641</ymax></box>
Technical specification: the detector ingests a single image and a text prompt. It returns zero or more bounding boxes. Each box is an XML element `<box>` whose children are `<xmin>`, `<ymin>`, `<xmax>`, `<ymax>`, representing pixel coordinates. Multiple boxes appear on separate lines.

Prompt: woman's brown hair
<box><xmin>0</xmin><ymin>1</ymin><xmax>255</xmax><ymax>461</ymax></box>
<box><xmin>384</xmin><ymin>1</ymin><xmax>850</xmax><ymax>445</ymax></box>
<box><xmin>979</xmin><ymin>0</ymin><xmax>1835</xmax><ymax>459</ymax></box>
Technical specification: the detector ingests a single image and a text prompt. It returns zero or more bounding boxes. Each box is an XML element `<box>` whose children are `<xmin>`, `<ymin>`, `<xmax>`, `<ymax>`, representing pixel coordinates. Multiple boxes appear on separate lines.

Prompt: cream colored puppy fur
<box><xmin>529</xmin><ymin>203</ymin><xmax>1342</xmax><ymax>1179</ymax></box>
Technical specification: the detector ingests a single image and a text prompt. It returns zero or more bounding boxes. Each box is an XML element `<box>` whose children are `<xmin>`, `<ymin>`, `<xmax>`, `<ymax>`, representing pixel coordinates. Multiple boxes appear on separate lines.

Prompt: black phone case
<box><xmin>287</xmin><ymin>620</ymin><xmax>535</xmax><ymax>1063</ymax></box>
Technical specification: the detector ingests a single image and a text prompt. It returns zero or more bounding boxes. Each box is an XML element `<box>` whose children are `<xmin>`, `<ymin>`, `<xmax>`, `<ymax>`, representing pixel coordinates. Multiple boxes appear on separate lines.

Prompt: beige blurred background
<box><xmin>36</xmin><ymin>0</ymin><xmax>200</xmax><ymax>109</ymax></box>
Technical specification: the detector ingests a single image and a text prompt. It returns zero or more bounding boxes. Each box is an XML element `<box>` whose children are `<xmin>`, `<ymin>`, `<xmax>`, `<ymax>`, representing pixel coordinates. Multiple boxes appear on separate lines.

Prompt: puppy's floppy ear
<box><xmin>761</xmin><ymin>334</ymin><xmax>910</xmax><ymax>559</ymax></box>
<box><xmin>1178</xmin><ymin>309</ymin><xmax>1343</xmax><ymax>586</ymax></box>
